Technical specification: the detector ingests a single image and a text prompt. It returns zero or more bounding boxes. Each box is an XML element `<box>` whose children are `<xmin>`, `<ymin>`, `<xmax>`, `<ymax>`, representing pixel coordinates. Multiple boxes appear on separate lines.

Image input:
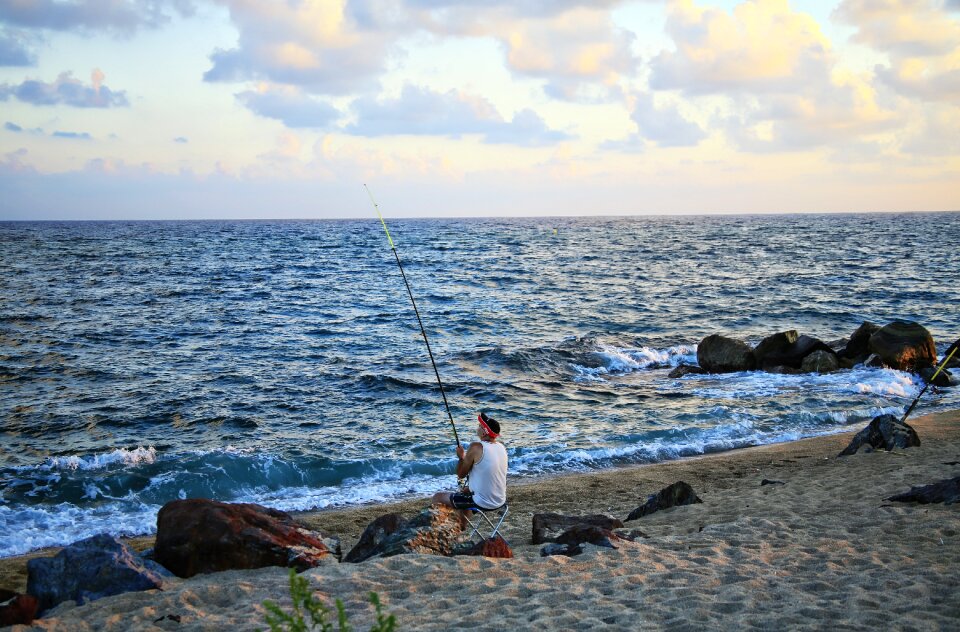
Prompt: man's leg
<box><xmin>432</xmin><ymin>491</ymin><xmax>454</xmax><ymax>506</ymax></box>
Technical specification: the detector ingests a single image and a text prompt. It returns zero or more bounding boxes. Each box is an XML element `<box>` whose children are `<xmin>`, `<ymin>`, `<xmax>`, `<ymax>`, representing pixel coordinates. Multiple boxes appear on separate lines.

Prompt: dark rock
<box><xmin>614</xmin><ymin>528</ymin><xmax>649</xmax><ymax>540</ymax></box>
<box><xmin>668</xmin><ymin>365</ymin><xmax>706</xmax><ymax>378</ymax></box>
<box><xmin>26</xmin><ymin>533</ymin><xmax>170</xmax><ymax>615</ymax></box>
<box><xmin>0</xmin><ymin>590</ymin><xmax>39</xmax><ymax>626</ymax></box>
<box><xmin>765</xmin><ymin>365</ymin><xmax>802</xmax><ymax>375</ymax></box>
<box><xmin>886</xmin><ymin>476</ymin><xmax>960</xmax><ymax>505</ymax></box>
<box><xmin>868</xmin><ymin>320</ymin><xmax>936</xmax><ymax>372</ymax></box>
<box><xmin>697</xmin><ymin>334</ymin><xmax>756</xmax><ymax>373</ymax></box>
<box><xmin>753</xmin><ymin>332</ymin><xmax>835</xmax><ymax>370</ymax></box>
<box><xmin>531</xmin><ymin>513</ymin><xmax>624</xmax><ymax>545</ymax></box>
<box><xmin>344</xmin><ymin>505</ymin><xmax>466</xmax><ymax>563</ymax></box>
<box><xmin>540</xmin><ymin>543</ymin><xmax>583</xmax><ymax>557</ymax></box>
<box><xmin>760</xmin><ymin>479</ymin><xmax>785</xmax><ymax>486</ymax></box>
<box><xmin>627</xmin><ymin>481</ymin><xmax>703</xmax><ymax>521</ymax></box>
<box><xmin>452</xmin><ymin>536</ymin><xmax>513</xmax><ymax>558</ymax></box>
<box><xmin>344</xmin><ymin>513</ymin><xmax>407</xmax><ymax>563</ymax></box>
<box><xmin>919</xmin><ymin>366</ymin><xmax>957</xmax><ymax>388</ymax></box>
<box><xmin>838</xmin><ymin>414</ymin><xmax>921</xmax><ymax>456</ymax></box>
<box><xmin>154</xmin><ymin>499</ymin><xmax>339</xmax><ymax>578</ymax></box>
<box><xmin>864</xmin><ymin>353</ymin><xmax>884</xmax><ymax>368</ymax></box>
<box><xmin>801</xmin><ymin>350</ymin><xmax>839</xmax><ymax>374</ymax></box>
<box><xmin>839</xmin><ymin>322</ymin><xmax>880</xmax><ymax>361</ymax></box>
<box><xmin>555</xmin><ymin>525</ymin><xmax>621</xmax><ymax>549</ymax></box>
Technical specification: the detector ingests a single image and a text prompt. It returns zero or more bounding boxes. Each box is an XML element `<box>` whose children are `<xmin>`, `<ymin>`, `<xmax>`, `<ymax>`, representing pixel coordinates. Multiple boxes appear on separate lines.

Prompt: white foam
<box><xmin>571</xmin><ymin>343</ymin><xmax>697</xmax><ymax>380</ymax></box>
<box><xmin>23</xmin><ymin>446</ymin><xmax>158</xmax><ymax>472</ymax></box>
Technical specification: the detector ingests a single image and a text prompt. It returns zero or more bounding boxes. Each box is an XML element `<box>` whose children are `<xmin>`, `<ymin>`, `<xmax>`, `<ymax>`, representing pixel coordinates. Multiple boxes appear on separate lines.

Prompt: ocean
<box><xmin>1</xmin><ymin>212</ymin><xmax>959</xmax><ymax>558</ymax></box>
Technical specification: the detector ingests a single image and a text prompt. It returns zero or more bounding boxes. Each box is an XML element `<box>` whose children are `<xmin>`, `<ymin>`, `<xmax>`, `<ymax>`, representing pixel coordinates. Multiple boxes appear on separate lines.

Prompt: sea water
<box><xmin>1</xmin><ymin>213</ymin><xmax>958</xmax><ymax>557</ymax></box>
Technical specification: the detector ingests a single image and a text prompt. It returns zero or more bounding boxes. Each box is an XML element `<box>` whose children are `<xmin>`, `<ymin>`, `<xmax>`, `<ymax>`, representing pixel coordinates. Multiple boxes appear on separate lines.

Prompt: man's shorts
<box><xmin>449</xmin><ymin>491</ymin><xmax>480</xmax><ymax>510</ymax></box>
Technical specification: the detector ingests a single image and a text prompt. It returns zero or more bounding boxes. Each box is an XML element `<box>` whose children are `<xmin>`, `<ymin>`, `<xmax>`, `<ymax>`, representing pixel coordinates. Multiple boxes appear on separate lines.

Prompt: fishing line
<box><xmin>364</xmin><ymin>184</ymin><xmax>461</xmax><ymax>448</ymax></box>
<box><xmin>900</xmin><ymin>336</ymin><xmax>959</xmax><ymax>424</ymax></box>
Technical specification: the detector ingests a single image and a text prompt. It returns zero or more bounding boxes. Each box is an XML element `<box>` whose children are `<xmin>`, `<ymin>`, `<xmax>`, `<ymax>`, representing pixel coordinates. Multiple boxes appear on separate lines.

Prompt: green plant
<box><xmin>260</xmin><ymin>568</ymin><xmax>397</xmax><ymax>632</ymax></box>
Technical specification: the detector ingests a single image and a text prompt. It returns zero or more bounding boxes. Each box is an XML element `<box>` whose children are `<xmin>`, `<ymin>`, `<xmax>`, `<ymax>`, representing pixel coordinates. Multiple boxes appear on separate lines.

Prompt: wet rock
<box><xmin>697</xmin><ymin>334</ymin><xmax>756</xmax><ymax>373</ymax></box>
<box><xmin>0</xmin><ymin>590</ymin><xmax>39</xmax><ymax>626</ymax></box>
<box><xmin>668</xmin><ymin>365</ymin><xmax>706</xmax><ymax>378</ymax></box>
<box><xmin>839</xmin><ymin>321</ymin><xmax>880</xmax><ymax>363</ymax></box>
<box><xmin>453</xmin><ymin>536</ymin><xmax>513</xmax><ymax>558</ymax></box>
<box><xmin>27</xmin><ymin>533</ymin><xmax>170</xmax><ymax>615</ymax></box>
<box><xmin>531</xmin><ymin>513</ymin><xmax>624</xmax><ymax>545</ymax></box>
<box><xmin>760</xmin><ymin>479</ymin><xmax>786</xmax><ymax>486</ymax></box>
<box><xmin>344</xmin><ymin>513</ymin><xmax>407</xmax><ymax>563</ymax></box>
<box><xmin>919</xmin><ymin>366</ymin><xmax>957</xmax><ymax>388</ymax></box>
<box><xmin>801</xmin><ymin>350</ymin><xmax>840</xmax><ymax>373</ymax></box>
<box><xmin>838</xmin><ymin>414</ymin><xmax>921</xmax><ymax>456</ymax></box>
<box><xmin>626</xmin><ymin>481</ymin><xmax>703</xmax><ymax>521</ymax></box>
<box><xmin>886</xmin><ymin>476</ymin><xmax>960</xmax><ymax>505</ymax></box>
<box><xmin>753</xmin><ymin>331</ymin><xmax>835</xmax><ymax>370</ymax></box>
<box><xmin>344</xmin><ymin>505</ymin><xmax>466</xmax><ymax>563</ymax></box>
<box><xmin>868</xmin><ymin>320</ymin><xmax>936</xmax><ymax>372</ymax></box>
<box><xmin>154</xmin><ymin>499</ymin><xmax>340</xmax><ymax>578</ymax></box>
<box><xmin>863</xmin><ymin>353</ymin><xmax>885</xmax><ymax>368</ymax></box>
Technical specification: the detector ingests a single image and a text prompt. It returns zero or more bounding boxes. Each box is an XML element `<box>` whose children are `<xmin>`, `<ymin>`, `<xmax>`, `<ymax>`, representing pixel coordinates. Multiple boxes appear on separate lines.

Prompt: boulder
<box><xmin>531</xmin><ymin>513</ymin><xmax>624</xmax><ymax>545</ymax></box>
<box><xmin>453</xmin><ymin>536</ymin><xmax>513</xmax><ymax>558</ymax></box>
<box><xmin>0</xmin><ymin>590</ymin><xmax>39</xmax><ymax>626</ymax></box>
<box><xmin>344</xmin><ymin>513</ymin><xmax>407</xmax><ymax>563</ymax></box>
<box><xmin>154</xmin><ymin>499</ymin><xmax>340</xmax><ymax>578</ymax></box>
<box><xmin>554</xmin><ymin>525</ymin><xmax>621</xmax><ymax>549</ymax></box>
<box><xmin>868</xmin><ymin>321</ymin><xmax>936</xmax><ymax>372</ymax></box>
<box><xmin>343</xmin><ymin>505</ymin><xmax>466</xmax><ymax>563</ymax></box>
<box><xmin>668</xmin><ymin>365</ymin><xmax>706</xmax><ymax>378</ymax></box>
<box><xmin>753</xmin><ymin>332</ymin><xmax>835</xmax><ymax>370</ymax></box>
<box><xmin>839</xmin><ymin>322</ymin><xmax>880</xmax><ymax>363</ymax></box>
<box><xmin>697</xmin><ymin>335</ymin><xmax>756</xmax><ymax>373</ymax></box>
<box><xmin>838</xmin><ymin>414</ymin><xmax>921</xmax><ymax>456</ymax></box>
<box><xmin>626</xmin><ymin>481</ymin><xmax>703</xmax><ymax>521</ymax></box>
<box><xmin>26</xmin><ymin>533</ymin><xmax>170</xmax><ymax>615</ymax></box>
<box><xmin>540</xmin><ymin>542</ymin><xmax>583</xmax><ymax>557</ymax></box>
<box><xmin>886</xmin><ymin>476</ymin><xmax>960</xmax><ymax>505</ymax></box>
<box><xmin>919</xmin><ymin>366</ymin><xmax>957</xmax><ymax>388</ymax></box>
<box><xmin>801</xmin><ymin>350</ymin><xmax>840</xmax><ymax>374</ymax></box>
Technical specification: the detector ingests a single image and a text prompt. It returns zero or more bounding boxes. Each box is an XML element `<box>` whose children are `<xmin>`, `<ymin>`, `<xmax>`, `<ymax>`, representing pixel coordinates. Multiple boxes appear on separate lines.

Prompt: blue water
<box><xmin>1</xmin><ymin>213</ymin><xmax>959</xmax><ymax>557</ymax></box>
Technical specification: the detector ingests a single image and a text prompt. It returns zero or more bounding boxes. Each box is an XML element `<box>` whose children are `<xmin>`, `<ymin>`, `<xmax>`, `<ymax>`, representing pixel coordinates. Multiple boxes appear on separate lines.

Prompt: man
<box><xmin>432</xmin><ymin>411</ymin><xmax>507</xmax><ymax>511</ymax></box>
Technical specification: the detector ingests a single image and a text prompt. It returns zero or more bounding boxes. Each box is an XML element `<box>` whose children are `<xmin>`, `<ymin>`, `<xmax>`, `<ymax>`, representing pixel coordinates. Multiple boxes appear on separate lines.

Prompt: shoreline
<box><xmin>4</xmin><ymin>410</ymin><xmax>958</xmax><ymax>597</ymax></box>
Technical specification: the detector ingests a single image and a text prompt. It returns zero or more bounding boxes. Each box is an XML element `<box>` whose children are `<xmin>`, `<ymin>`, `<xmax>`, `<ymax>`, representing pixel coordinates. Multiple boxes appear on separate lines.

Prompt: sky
<box><xmin>1</xmin><ymin>0</ymin><xmax>959</xmax><ymax>219</ymax></box>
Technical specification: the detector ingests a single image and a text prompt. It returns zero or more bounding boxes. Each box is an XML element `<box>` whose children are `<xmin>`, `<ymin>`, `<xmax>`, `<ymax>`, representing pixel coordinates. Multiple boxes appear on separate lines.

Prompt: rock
<box><xmin>864</xmin><ymin>353</ymin><xmax>884</xmax><ymax>368</ymax></box>
<box><xmin>531</xmin><ymin>513</ymin><xmax>624</xmax><ymax>545</ymax></box>
<box><xmin>760</xmin><ymin>479</ymin><xmax>785</xmax><ymax>486</ymax></box>
<box><xmin>697</xmin><ymin>334</ymin><xmax>756</xmax><ymax>373</ymax></box>
<box><xmin>344</xmin><ymin>513</ymin><xmax>407</xmax><ymax>563</ymax></box>
<box><xmin>452</xmin><ymin>536</ymin><xmax>513</xmax><ymax>558</ymax></box>
<box><xmin>753</xmin><ymin>332</ymin><xmax>835</xmax><ymax>370</ymax></box>
<box><xmin>26</xmin><ymin>533</ymin><xmax>170</xmax><ymax>615</ymax></box>
<box><xmin>554</xmin><ymin>525</ymin><xmax>621</xmax><ymax>549</ymax></box>
<box><xmin>344</xmin><ymin>505</ymin><xmax>466</xmax><ymax>563</ymax></box>
<box><xmin>613</xmin><ymin>528</ymin><xmax>649</xmax><ymax>540</ymax></box>
<box><xmin>838</xmin><ymin>414</ymin><xmax>921</xmax><ymax>456</ymax></box>
<box><xmin>668</xmin><ymin>365</ymin><xmax>706</xmax><ymax>378</ymax></box>
<box><xmin>540</xmin><ymin>542</ymin><xmax>583</xmax><ymax>557</ymax></box>
<box><xmin>839</xmin><ymin>321</ymin><xmax>880</xmax><ymax>363</ymax></box>
<box><xmin>868</xmin><ymin>321</ymin><xmax>936</xmax><ymax>372</ymax></box>
<box><xmin>919</xmin><ymin>366</ymin><xmax>957</xmax><ymax>388</ymax></box>
<box><xmin>886</xmin><ymin>476</ymin><xmax>960</xmax><ymax>505</ymax></box>
<box><xmin>801</xmin><ymin>350</ymin><xmax>840</xmax><ymax>373</ymax></box>
<box><xmin>626</xmin><ymin>481</ymin><xmax>703</xmax><ymax>521</ymax></box>
<box><xmin>0</xmin><ymin>590</ymin><xmax>39</xmax><ymax>626</ymax></box>
<box><xmin>154</xmin><ymin>499</ymin><xmax>340</xmax><ymax>578</ymax></box>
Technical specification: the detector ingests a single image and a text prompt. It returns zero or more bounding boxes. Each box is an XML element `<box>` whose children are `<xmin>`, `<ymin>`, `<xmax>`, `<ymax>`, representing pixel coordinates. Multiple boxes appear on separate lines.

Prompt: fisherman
<box><xmin>432</xmin><ymin>411</ymin><xmax>507</xmax><ymax>511</ymax></box>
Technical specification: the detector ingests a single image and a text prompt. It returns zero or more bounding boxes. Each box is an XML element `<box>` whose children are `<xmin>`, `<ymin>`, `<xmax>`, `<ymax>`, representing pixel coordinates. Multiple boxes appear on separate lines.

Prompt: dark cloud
<box><xmin>0</xmin><ymin>28</ymin><xmax>36</xmax><ymax>66</ymax></box>
<box><xmin>52</xmin><ymin>130</ymin><xmax>92</xmax><ymax>140</ymax></box>
<box><xmin>630</xmin><ymin>93</ymin><xmax>705</xmax><ymax>147</ymax></box>
<box><xmin>0</xmin><ymin>72</ymin><xmax>128</xmax><ymax>108</ymax></box>
<box><xmin>4</xmin><ymin>121</ymin><xmax>22</xmax><ymax>132</ymax></box>
<box><xmin>346</xmin><ymin>85</ymin><xmax>572</xmax><ymax>145</ymax></box>
<box><xmin>0</xmin><ymin>0</ymin><xmax>195</xmax><ymax>34</ymax></box>
<box><xmin>236</xmin><ymin>89</ymin><xmax>341</xmax><ymax>129</ymax></box>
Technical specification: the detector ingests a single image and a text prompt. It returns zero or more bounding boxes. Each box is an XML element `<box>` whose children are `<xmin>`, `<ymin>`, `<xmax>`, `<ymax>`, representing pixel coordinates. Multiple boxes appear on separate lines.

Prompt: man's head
<box><xmin>477</xmin><ymin>411</ymin><xmax>500</xmax><ymax>440</ymax></box>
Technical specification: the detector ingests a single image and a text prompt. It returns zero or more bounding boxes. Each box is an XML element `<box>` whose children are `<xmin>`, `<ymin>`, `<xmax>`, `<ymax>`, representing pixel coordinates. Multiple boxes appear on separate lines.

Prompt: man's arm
<box><xmin>456</xmin><ymin>442</ymin><xmax>483</xmax><ymax>479</ymax></box>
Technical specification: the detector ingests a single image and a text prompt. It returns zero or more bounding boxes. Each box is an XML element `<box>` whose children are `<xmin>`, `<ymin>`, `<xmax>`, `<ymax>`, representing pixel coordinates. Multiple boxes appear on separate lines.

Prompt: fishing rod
<box><xmin>364</xmin><ymin>184</ymin><xmax>461</xmax><ymax>449</ymax></box>
<box><xmin>900</xmin><ymin>336</ymin><xmax>959</xmax><ymax>424</ymax></box>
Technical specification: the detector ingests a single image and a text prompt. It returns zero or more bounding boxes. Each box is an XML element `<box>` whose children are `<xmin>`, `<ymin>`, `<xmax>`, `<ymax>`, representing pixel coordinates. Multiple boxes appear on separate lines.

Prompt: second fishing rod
<box><xmin>364</xmin><ymin>184</ymin><xmax>461</xmax><ymax>450</ymax></box>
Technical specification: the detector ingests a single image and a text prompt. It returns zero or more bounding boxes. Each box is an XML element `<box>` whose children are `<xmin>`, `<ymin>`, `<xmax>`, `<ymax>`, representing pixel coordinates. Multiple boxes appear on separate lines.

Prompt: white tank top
<box><xmin>470</xmin><ymin>441</ymin><xmax>507</xmax><ymax>509</ymax></box>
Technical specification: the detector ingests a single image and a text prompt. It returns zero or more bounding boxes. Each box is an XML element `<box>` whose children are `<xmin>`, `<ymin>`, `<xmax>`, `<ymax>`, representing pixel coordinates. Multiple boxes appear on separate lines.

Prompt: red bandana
<box><xmin>478</xmin><ymin>414</ymin><xmax>499</xmax><ymax>438</ymax></box>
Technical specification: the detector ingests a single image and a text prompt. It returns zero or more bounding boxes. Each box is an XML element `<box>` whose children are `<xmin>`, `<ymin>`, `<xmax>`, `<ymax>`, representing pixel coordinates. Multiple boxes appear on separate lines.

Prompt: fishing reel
<box><xmin>457</xmin><ymin>476</ymin><xmax>470</xmax><ymax>492</ymax></box>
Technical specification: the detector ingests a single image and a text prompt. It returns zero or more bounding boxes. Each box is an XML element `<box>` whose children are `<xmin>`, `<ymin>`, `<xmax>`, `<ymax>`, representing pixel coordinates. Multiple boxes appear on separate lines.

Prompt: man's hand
<box><xmin>456</xmin><ymin>445</ymin><xmax>465</xmax><ymax>460</ymax></box>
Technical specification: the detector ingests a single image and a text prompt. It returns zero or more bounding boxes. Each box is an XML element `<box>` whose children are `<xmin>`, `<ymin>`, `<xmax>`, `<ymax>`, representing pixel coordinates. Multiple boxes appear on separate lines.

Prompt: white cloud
<box><xmin>0</xmin><ymin>0</ymin><xmax>195</xmax><ymax>33</ymax></box>
<box><xmin>629</xmin><ymin>92</ymin><xmax>706</xmax><ymax>147</ymax></box>
<box><xmin>236</xmin><ymin>84</ymin><xmax>342</xmax><ymax>128</ymax></box>
<box><xmin>0</xmin><ymin>70</ymin><xmax>128</xmax><ymax>107</ymax></box>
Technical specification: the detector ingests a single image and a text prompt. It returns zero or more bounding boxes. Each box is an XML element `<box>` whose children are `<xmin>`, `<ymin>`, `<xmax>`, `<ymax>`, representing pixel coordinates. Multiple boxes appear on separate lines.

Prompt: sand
<box><xmin>3</xmin><ymin>410</ymin><xmax>959</xmax><ymax>630</ymax></box>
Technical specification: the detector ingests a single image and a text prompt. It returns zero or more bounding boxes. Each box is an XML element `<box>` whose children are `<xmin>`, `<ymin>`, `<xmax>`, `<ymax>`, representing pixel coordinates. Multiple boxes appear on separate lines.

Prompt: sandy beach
<box><xmin>3</xmin><ymin>410</ymin><xmax>959</xmax><ymax>630</ymax></box>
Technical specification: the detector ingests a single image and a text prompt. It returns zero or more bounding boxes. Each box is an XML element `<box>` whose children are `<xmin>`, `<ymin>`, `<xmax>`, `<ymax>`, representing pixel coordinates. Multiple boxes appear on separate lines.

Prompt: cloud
<box><xmin>630</xmin><ymin>93</ymin><xmax>706</xmax><ymax>147</ymax></box>
<box><xmin>4</xmin><ymin>121</ymin><xmax>22</xmax><ymax>132</ymax></box>
<box><xmin>0</xmin><ymin>70</ymin><xmax>128</xmax><ymax>107</ymax></box>
<box><xmin>900</xmin><ymin>106</ymin><xmax>960</xmax><ymax>156</ymax></box>
<box><xmin>173</xmin><ymin>136</ymin><xmax>188</xmax><ymax>143</ymax></box>
<box><xmin>0</xmin><ymin>0</ymin><xmax>195</xmax><ymax>34</ymax></box>
<box><xmin>0</xmin><ymin>28</ymin><xmax>36</xmax><ymax>66</ymax></box>
<box><xmin>204</xmin><ymin>1</ymin><xmax>389</xmax><ymax>95</ymax></box>
<box><xmin>346</xmin><ymin>85</ymin><xmax>572</xmax><ymax>145</ymax></box>
<box><xmin>835</xmin><ymin>0</ymin><xmax>960</xmax><ymax>102</ymax></box>
<box><xmin>52</xmin><ymin>131</ymin><xmax>92</xmax><ymax>140</ymax></box>
<box><xmin>236</xmin><ymin>84</ymin><xmax>342</xmax><ymax>128</ymax></box>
